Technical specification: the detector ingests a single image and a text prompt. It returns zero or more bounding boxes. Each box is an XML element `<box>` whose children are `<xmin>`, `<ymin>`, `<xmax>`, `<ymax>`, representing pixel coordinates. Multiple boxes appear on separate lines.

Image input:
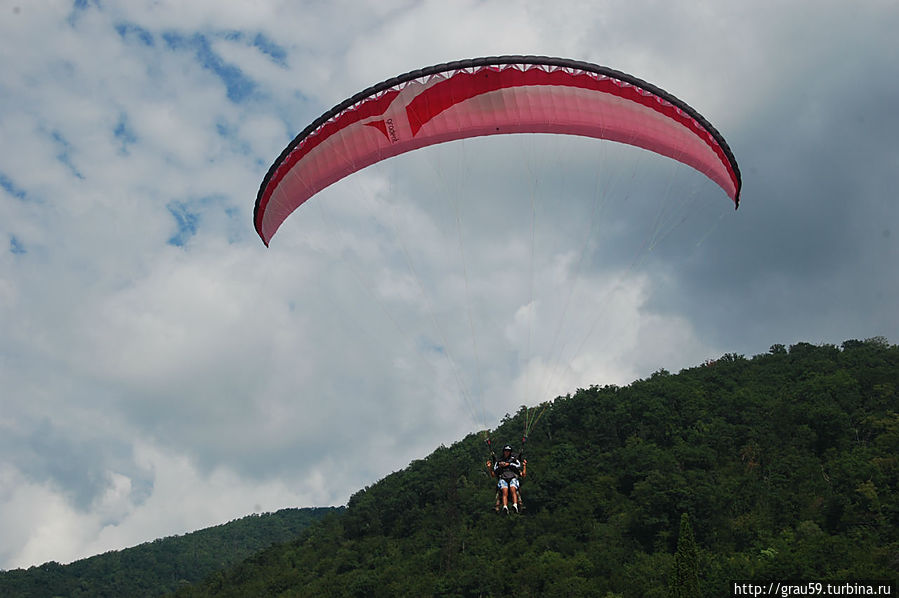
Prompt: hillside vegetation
<box><xmin>0</xmin><ymin>507</ymin><xmax>336</xmax><ymax>597</ymax></box>
<box><xmin>172</xmin><ymin>339</ymin><xmax>899</xmax><ymax>597</ymax></box>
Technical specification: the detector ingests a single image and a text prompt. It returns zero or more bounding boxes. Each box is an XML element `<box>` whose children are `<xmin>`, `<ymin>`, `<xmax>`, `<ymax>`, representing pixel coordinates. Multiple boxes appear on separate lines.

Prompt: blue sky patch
<box><xmin>165</xmin><ymin>196</ymin><xmax>243</xmax><ymax>245</ymax></box>
<box><xmin>114</xmin><ymin>113</ymin><xmax>137</xmax><ymax>154</ymax></box>
<box><xmin>219</xmin><ymin>30</ymin><xmax>287</xmax><ymax>67</ymax></box>
<box><xmin>10</xmin><ymin>235</ymin><xmax>26</xmax><ymax>255</ymax></box>
<box><xmin>51</xmin><ymin>130</ymin><xmax>85</xmax><ymax>180</ymax></box>
<box><xmin>162</xmin><ymin>32</ymin><xmax>256</xmax><ymax>103</ymax></box>
<box><xmin>252</xmin><ymin>33</ymin><xmax>287</xmax><ymax>66</ymax></box>
<box><xmin>166</xmin><ymin>201</ymin><xmax>200</xmax><ymax>247</ymax></box>
<box><xmin>115</xmin><ymin>22</ymin><xmax>154</xmax><ymax>47</ymax></box>
<box><xmin>68</xmin><ymin>0</ymin><xmax>98</xmax><ymax>26</ymax></box>
<box><xmin>419</xmin><ymin>337</ymin><xmax>446</xmax><ymax>355</ymax></box>
<box><xmin>0</xmin><ymin>172</ymin><xmax>27</xmax><ymax>200</ymax></box>
<box><xmin>215</xmin><ymin>120</ymin><xmax>251</xmax><ymax>156</ymax></box>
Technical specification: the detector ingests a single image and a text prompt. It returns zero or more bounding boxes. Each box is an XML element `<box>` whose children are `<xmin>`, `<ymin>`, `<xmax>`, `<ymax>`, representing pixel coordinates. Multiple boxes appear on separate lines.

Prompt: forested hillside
<box><xmin>0</xmin><ymin>507</ymin><xmax>336</xmax><ymax>597</ymax></box>
<box><xmin>173</xmin><ymin>339</ymin><xmax>899</xmax><ymax>597</ymax></box>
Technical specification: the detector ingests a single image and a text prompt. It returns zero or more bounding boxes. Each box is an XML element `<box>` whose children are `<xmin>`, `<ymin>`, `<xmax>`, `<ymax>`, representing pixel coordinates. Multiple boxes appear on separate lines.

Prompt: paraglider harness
<box><xmin>486</xmin><ymin>437</ymin><xmax>527</xmax><ymax>512</ymax></box>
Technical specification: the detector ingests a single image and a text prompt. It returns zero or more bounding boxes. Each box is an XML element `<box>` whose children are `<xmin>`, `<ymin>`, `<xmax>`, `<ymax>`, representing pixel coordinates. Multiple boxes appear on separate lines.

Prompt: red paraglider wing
<box><xmin>255</xmin><ymin>56</ymin><xmax>741</xmax><ymax>245</ymax></box>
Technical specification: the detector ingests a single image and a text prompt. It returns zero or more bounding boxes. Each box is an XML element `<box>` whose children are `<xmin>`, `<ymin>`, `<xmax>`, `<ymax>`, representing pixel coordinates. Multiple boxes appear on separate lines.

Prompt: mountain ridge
<box><xmin>0</xmin><ymin>507</ymin><xmax>338</xmax><ymax>597</ymax></box>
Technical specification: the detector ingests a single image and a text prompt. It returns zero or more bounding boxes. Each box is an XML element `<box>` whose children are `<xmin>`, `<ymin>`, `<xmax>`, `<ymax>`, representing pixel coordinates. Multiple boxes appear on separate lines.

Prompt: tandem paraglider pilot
<box><xmin>487</xmin><ymin>445</ymin><xmax>526</xmax><ymax>514</ymax></box>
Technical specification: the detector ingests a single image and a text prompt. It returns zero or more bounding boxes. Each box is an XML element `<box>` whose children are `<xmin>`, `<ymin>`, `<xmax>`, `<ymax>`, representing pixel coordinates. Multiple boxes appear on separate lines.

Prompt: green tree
<box><xmin>668</xmin><ymin>513</ymin><xmax>700</xmax><ymax>598</ymax></box>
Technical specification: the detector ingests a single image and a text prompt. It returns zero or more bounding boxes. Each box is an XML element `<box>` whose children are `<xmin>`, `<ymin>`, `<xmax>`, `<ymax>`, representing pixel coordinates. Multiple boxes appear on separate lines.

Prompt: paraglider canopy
<box><xmin>254</xmin><ymin>56</ymin><xmax>741</xmax><ymax>246</ymax></box>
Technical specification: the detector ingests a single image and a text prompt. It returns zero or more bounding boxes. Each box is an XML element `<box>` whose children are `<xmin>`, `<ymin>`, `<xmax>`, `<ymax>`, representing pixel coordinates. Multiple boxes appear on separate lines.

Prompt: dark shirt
<box><xmin>493</xmin><ymin>454</ymin><xmax>522</xmax><ymax>480</ymax></box>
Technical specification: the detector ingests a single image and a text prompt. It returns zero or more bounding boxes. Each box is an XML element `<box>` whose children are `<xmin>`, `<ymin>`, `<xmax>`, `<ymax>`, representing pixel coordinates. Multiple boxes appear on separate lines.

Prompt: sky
<box><xmin>1</xmin><ymin>0</ymin><xmax>897</xmax><ymax>570</ymax></box>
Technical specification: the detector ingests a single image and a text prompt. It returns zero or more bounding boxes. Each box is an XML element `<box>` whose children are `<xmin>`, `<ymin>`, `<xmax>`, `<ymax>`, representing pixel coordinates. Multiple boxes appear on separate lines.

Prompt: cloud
<box><xmin>0</xmin><ymin>442</ymin><xmax>323</xmax><ymax>569</ymax></box>
<box><xmin>654</xmin><ymin>2</ymin><xmax>899</xmax><ymax>352</ymax></box>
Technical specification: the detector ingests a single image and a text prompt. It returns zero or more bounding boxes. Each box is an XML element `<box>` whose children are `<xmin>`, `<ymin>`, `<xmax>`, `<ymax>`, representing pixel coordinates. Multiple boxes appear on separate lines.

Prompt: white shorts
<box><xmin>497</xmin><ymin>477</ymin><xmax>520</xmax><ymax>490</ymax></box>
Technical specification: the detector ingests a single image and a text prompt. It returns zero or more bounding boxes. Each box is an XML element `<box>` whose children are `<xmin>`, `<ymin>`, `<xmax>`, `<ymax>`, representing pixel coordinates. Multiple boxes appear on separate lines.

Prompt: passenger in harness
<box><xmin>488</xmin><ymin>445</ymin><xmax>525</xmax><ymax>514</ymax></box>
